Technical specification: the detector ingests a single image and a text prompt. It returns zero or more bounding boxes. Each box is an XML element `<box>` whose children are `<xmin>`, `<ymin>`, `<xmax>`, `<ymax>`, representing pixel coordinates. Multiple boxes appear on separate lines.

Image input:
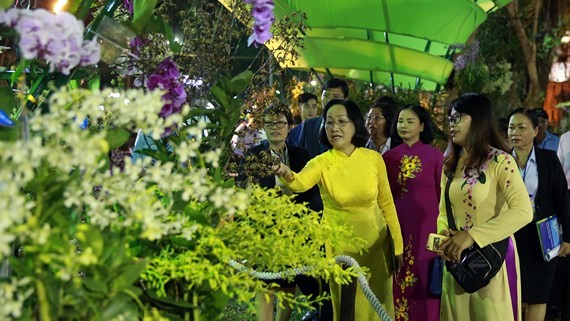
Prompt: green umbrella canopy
<box><xmin>220</xmin><ymin>0</ymin><xmax>511</xmax><ymax>90</ymax></box>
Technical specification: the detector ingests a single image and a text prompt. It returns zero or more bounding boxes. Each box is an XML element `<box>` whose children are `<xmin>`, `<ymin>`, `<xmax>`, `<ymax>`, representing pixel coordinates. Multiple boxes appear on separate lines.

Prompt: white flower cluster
<box><xmin>0</xmin><ymin>87</ymin><xmax>250</xmax><ymax>263</ymax></box>
<box><xmin>0</xmin><ymin>278</ymin><xmax>32</xmax><ymax>319</ymax></box>
<box><xmin>0</xmin><ymin>8</ymin><xmax>100</xmax><ymax>74</ymax></box>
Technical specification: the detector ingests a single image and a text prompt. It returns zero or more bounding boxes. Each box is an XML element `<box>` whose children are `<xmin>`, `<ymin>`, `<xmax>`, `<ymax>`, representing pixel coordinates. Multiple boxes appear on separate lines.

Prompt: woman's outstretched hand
<box><xmin>273</xmin><ymin>163</ymin><xmax>294</xmax><ymax>181</ymax></box>
<box><xmin>438</xmin><ymin>229</ymin><xmax>475</xmax><ymax>263</ymax></box>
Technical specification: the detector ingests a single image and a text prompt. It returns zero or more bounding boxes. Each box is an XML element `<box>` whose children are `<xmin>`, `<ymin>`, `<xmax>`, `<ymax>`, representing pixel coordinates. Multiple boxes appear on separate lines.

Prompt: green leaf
<box><xmin>477</xmin><ymin>172</ymin><xmax>486</xmax><ymax>184</ymax></box>
<box><xmin>101</xmin><ymin>294</ymin><xmax>134</xmax><ymax>320</ymax></box>
<box><xmin>88</xmin><ymin>74</ymin><xmax>101</xmax><ymax>90</ymax></box>
<box><xmin>0</xmin><ymin>87</ymin><xmax>16</xmax><ymax>115</ymax></box>
<box><xmin>106</xmin><ymin>129</ymin><xmax>131</xmax><ymax>150</ymax></box>
<box><xmin>144</xmin><ymin>16</ymin><xmax>182</xmax><ymax>53</ymax></box>
<box><xmin>132</xmin><ymin>0</ymin><xmax>159</xmax><ymax>32</ymax></box>
<box><xmin>230</xmin><ymin>70</ymin><xmax>253</xmax><ymax>93</ymax></box>
<box><xmin>11</xmin><ymin>59</ymin><xmax>31</xmax><ymax>86</ymax></box>
<box><xmin>68</xmin><ymin>80</ymin><xmax>80</xmax><ymax>90</ymax></box>
<box><xmin>83</xmin><ymin>278</ymin><xmax>109</xmax><ymax>293</ymax></box>
<box><xmin>111</xmin><ymin>259</ymin><xmax>148</xmax><ymax>292</ymax></box>
<box><xmin>0</xmin><ymin>0</ymin><xmax>14</xmax><ymax>10</ymax></box>
<box><xmin>73</xmin><ymin>0</ymin><xmax>94</xmax><ymax>20</ymax></box>
<box><xmin>210</xmin><ymin>86</ymin><xmax>230</xmax><ymax>109</ymax></box>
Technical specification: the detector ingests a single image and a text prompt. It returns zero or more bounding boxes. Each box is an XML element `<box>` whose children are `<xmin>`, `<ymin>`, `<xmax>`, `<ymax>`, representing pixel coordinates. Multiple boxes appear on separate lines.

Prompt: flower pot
<box><xmin>92</xmin><ymin>15</ymin><xmax>136</xmax><ymax>64</ymax></box>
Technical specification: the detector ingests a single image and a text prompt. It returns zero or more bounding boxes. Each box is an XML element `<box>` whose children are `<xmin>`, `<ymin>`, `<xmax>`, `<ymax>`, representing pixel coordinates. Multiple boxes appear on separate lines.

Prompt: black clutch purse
<box><xmin>443</xmin><ymin>174</ymin><xmax>508</xmax><ymax>293</ymax></box>
<box><xmin>445</xmin><ymin>238</ymin><xmax>508</xmax><ymax>293</ymax></box>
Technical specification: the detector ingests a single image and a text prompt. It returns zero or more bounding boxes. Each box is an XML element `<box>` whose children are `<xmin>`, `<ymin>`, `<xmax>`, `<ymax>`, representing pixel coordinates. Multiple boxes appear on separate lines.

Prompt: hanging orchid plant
<box><xmin>245</xmin><ymin>0</ymin><xmax>275</xmax><ymax>47</ymax></box>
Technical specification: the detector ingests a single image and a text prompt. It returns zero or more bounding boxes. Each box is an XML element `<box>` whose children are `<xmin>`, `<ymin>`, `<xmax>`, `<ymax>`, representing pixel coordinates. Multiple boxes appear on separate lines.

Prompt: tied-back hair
<box><xmin>319</xmin><ymin>99</ymin><xmax>367</xmax><ymax>148</ymax></box>
<box><xmin>444</xmin><ymin>93</ymin><xmax>508</xmax><ymax>177</ymax></box>
<box><xmin>370</xmin><ymin>98</ymin><xmax>397</xmax><ymax>138</ymax></box>
<box><xmin>392</xmin><ymin>104</ymin><xmax>436</xmax><ymax>144</ymax></box>
<box><xmin>507</xmin><ymin>108</ymin><xmax>539</xmax><ymax>129</ymax></box>
<box><xmin>507</xmin><ymin>107</ymin><xmax>540</xmax><ymax>146</ymax></box>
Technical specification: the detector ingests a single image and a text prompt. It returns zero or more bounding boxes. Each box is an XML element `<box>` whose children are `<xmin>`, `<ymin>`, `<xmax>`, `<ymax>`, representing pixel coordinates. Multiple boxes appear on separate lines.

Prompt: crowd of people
<box><xmin>237</xmin><ymin>78</ymin><xmax>570</xmax><ymax>321</ymax></box>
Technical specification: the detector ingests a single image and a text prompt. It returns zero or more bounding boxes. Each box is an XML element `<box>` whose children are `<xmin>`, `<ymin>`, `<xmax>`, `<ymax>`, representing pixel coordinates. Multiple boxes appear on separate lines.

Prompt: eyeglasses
<box><xmin>263</xmin><ymin>120</ymin><xmax>288</xmax><ymax>129</ymax></box>
<box><xmin>447</xmin><ymin>113</ymin><xmax>464</xmax><ymax>125</ymax></box>
<box><xmin>324</xmin><ymin>119</ymin><xmax>352</xmax><ymax>128</ymax></box>
<box><xmin>365</xmin><ymin>115</ymin><xmax>385</xmax><ymax>122</ymax></box>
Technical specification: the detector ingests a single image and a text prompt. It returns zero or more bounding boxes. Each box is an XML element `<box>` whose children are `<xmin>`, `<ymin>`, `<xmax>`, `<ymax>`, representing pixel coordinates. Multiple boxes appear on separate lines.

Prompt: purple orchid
<box><xmin>0</xmin><ymin>8</ymin><xmax>100</xmax><ymax>75</ymax></box>
<box><xmin>244</xmin><ymin>0</ymin><xmax>275</xmax><ymax>47</ymax></box>
<box><xmin>123</xmin><ymin>0</ymin><xmax>134</xmax><ymax>14</ymax></box>
<box><xmin>452</xmin><ymin>40</ymin><xmax>480</xmax><ymax>71</ymax></box>
<box><xmin>147</xmin><ymin>58</ymin><xmax>187</xmax><ymax>118</ymax></box>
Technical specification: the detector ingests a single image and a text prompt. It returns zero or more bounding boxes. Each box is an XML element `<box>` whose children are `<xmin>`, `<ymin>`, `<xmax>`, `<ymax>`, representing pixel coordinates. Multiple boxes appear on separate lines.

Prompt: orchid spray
<box><xmin>245</xmin><ymin>0</ymin><xmax>275</xmax><ymax>47</ymax></box>
<box><xmin>0</xmin><ymin>8</ymin><xmax>100</xmax><ymax>74</ymax></box>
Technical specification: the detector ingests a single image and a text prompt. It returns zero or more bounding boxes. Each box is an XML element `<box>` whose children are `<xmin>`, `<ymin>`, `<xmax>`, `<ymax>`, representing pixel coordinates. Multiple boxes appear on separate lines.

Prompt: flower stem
<box><xmin>36</xmin><ymin>278</ymin><xmax>51</xmax><ymax>321</ymax></box>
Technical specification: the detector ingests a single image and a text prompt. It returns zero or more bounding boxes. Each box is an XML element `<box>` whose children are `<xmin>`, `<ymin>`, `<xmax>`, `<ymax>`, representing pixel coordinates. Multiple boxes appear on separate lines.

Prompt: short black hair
<box><xmin>533</xmin><ymin>108</ymin><xmax>548</xmax><ymax>120</ymax></box>
<box><xmin>321</xmin><ymin>78</ymin><xmax>349</xmax><ymax>98</ymax></box>
<box><xmin>298</xmin><ymin>92</ymin><xmax>318</xmax><ymax>104</ymax></box>
<box><xmin>373</xmin><ymin>95</ymin><xmax>396</xmax><ymax>106</ymax></box>
<box><xmin>319</xmin><ymin>99</ymin><xmax>367</xmax><ymax>148</ymax></box>
<box><xmin>262</xmin><ymin>103</ymin><xmax>294</xmax><ymax>125</ymax></box>
<box><xmin>507</xmin><ymin>108</ymin><xmax>539</xmax><ymax>129</ymax></box>
<box><xmin>393</xmin><ymin>104</ymin><xmax>435</xmax><ymax>144</ymax></box>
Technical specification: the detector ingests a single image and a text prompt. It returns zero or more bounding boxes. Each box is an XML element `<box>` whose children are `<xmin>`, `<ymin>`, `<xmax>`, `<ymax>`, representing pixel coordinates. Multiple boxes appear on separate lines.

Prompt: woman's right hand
<box><xmin>273</xmin><ymin>163</ymin><xmax>293</xmax><ymax>181</ymax></box>
<box><xmin>439</xmin><ymin>229</ymin><xmax>475</xmax><ymax>263</ymax></box>
<box><xmin>436</xmin><ymin>229</ymin><xmax>453</xmax><ymax>261</ymax></box>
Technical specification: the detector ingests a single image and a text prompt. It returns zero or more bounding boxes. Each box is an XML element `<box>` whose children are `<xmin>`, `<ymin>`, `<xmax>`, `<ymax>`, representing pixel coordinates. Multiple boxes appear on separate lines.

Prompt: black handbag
<box><xmin>444</xmin><ymin>173</ymin><xmax>509</xmax><ymax>293</ymax></box>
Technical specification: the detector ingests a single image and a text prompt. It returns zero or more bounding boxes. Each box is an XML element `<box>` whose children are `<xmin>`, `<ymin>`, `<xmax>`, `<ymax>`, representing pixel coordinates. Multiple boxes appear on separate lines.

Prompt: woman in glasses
<box><xmin>437</xmin><ymin>93</ymin><xmax>533</xmax><ymax>321</ymax></box>
<box><xmin>383</xmin><ymin>104</ymin><xmax>443</xmax><ymax>321</ymax></box>
<box><xmin>240</xmin><ymin>104</ymin><xmax>320</xmax><ymax>321</ymax></box>
<box><xmin>507</xmin><ymin>108</ymin><xmax>570</xmax><ymax>321</ymax></box>
<box><xmin>365</xmin><ymin>98</ymin><xmax>398</xmax><ymax>155</ymax></box>
<box><xmin>274</xmin><ymin>99</ymin><xmax>403</xmax><ymax>321</ymax></box>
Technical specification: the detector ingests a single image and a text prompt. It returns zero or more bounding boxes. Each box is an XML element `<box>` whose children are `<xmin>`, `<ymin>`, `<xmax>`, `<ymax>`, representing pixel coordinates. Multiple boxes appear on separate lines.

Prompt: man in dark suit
<box><xmin>239</xmin><ymin>104</ymin><xmax>325</xmax><ymax>320</ymax></box>
<box><xmin>290</xmin><ymin>78</ymin><xmax>349</xmax><ymax>159</ymax></box>
<box><xmin>247</xmin><ymin>140</ymin><xmax>320</xmax><ymax>208</ymax></box>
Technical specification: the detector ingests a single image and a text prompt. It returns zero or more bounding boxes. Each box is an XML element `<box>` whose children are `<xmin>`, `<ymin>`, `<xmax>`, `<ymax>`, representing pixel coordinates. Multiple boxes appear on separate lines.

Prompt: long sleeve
<box><xmin>549</xmin><ymin>153</ymin><xmax>570</xmax><ymax>242</ymax></box>
<box><xmin>436</xmin><ymin>173</ymin><xmax>450</xmax><ymax>233</ymax></box>
<box><xmin>280</xmin><ymin>156</ymin><xmax>324</xmax><ymax>193</ymax></box>
<box><xmin>434</xmin><ymin>153</ymin><xmax>444</xmax><ymax>203</ymax></box>
<box><xmin>376</xmin><ymin>155</ymin><xmax>404</xmax><ymax>255</ymax></box>
<box><xmin>468</xmin><ymin>154</ymin><xmax>533</xmax><ymax>247</ymax></box>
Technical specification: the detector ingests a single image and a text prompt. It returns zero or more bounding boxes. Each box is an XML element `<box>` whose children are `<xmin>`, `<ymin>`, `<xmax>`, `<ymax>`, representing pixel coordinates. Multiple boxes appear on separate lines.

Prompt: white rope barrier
<box><xmin>228</xmin><ymin>255</ymin><xmax>394</xmax><ymax>321</ymax></box>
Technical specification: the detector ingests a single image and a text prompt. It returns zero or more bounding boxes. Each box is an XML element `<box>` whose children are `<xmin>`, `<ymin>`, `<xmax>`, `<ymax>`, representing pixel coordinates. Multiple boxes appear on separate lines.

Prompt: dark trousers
<box><xmin>548</xmin><ymin>191</ymin><xmax>570</xmax><ymax>321</ymax></box>
<box><xmin>548</xmin><ymin>256</ymin><xmax>570</xmax><ymax>321</ymax></box>
<box><xmin>296</xmin><ymin>275</ymin><xmax>333</xmax><ymax>321</ymax></box>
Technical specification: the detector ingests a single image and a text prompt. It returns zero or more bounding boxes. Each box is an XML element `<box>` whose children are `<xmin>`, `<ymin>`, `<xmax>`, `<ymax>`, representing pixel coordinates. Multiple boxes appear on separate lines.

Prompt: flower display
<box><xmin>146</xmin><ymin>58</ymin><xmax>187</xmax><ymax>117</ymax></box>
<box><xmin>245</xmin><ymin>0</ymin><xmax>275</xmax><ymax>47</ymax></box>
<box><xmin>0</xmin><ymin>8</ymin><xmax>100</xmax><ymax>74</ymax></box>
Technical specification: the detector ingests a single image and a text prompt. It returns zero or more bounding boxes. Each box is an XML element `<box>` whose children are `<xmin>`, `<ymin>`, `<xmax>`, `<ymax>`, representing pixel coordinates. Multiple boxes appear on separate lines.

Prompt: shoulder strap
<box><xmin>445</xmin><ymin>172</ymin><xmax>458</xmax><ymax>231</ymax></box>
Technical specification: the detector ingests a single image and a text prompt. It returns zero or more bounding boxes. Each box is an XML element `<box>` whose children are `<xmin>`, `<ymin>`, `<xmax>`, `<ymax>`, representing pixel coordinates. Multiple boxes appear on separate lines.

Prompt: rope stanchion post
<box><xmin>339</xmin><ymin>262</ymin><xmax>357</xmax><ymax>321</ymax></box>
